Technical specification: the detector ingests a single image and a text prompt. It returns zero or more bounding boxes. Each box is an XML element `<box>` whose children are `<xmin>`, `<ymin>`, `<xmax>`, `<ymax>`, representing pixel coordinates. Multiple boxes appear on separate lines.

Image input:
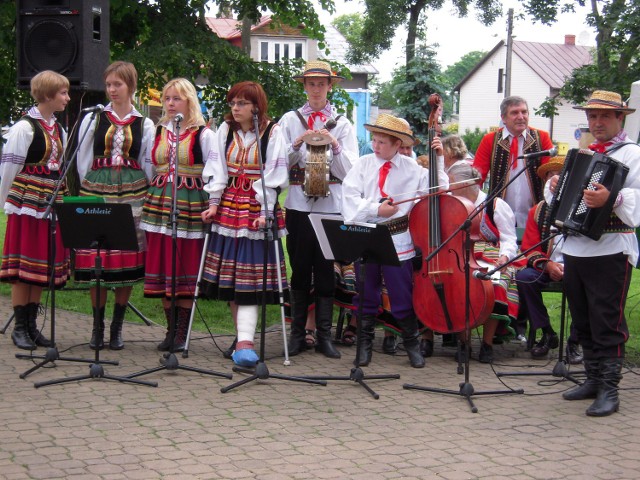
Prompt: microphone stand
<box><xmin>16</xmin><ymin>108</ymin><xmax>118</xmax><ymax>380</ymax></box>
<box><xmin>221</xmin><ymin>110</ymin><xmax>326</xmax><ymax>393</ymax></box>
<box><xmin>403</xmin><ymin>159</ymin><xmax>536</xmax><ymax>412</ymax></box>
<box><xmin>126</xmin><ymin>115</ymin><xmax>231</xmax><ymax>382</ymax></box>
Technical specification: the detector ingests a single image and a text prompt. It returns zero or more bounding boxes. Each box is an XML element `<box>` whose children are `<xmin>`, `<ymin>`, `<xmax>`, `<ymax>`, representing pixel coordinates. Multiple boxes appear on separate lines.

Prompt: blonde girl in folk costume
<box><xmin>74</xmin><ymin>61</ymin><xmax>155</xmax><ymax>350</ymax></box>
<box><xmin>0</xmin><ymin>70</ymin><xmax>71</xmax><ymax>350</ymax></box>
<box><xmin>201</xmin><ymin>81</ymin><xmax>288</xmax><ymax>367</ymax></box>
<box><xmin>141</xmin><ymin>78</ymin><xmax>226</xmax><ymax>352</ymax></box>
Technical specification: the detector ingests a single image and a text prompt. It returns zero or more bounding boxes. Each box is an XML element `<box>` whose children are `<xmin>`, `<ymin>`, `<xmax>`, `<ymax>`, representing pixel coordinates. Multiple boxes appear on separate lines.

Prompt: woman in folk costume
<box><xmin>141</xmin><ymin>78</ymin><xmax>225</xmax><ymax>352</ymax></box>
<box><xmin>446</xmin><ymin>163</ymin><xmax>522</xmax><ymax>364</ymax></box>
<box><xmin>0</xmin><ymin>70</ymin><xmax>71</xmax><ymax>350</ymax></box>
<box><xmin>74</xmin><ymin>61</ymin><xmax>155</xmax><ymax>350</ymax></box>
<box><xmin>201</xmin><ymin>81</ymin><xmax>288</xmax><ymax>367</ymax></box>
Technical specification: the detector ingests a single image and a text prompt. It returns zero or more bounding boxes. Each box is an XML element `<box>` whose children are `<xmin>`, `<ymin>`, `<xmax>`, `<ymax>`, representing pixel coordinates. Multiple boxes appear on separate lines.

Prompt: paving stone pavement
<box><xmin>0</xmin><ymin>300</ymin><xmax>639</xmax><ymax>480</ymax></box>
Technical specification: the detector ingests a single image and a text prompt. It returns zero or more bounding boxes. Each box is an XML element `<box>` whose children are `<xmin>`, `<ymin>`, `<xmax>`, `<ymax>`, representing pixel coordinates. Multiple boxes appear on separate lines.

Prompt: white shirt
<box><xmin>502</xmin><ymin>129</ymin><xmax>533</xmax><ymax>228</ymax></box>
<box><xmin>546</xmin><ymin>141</ymin><xmax>640</xmax><ymax>266</ymax></box>
<box><xmin>341</xmin><ymin>152</ymin><xmax>448</xmax><ymax>261</ymax></box>
<box><xmin>279</xmin><ymin>104</ymin><xmax>359</xmax><ymax>214</ymax></box>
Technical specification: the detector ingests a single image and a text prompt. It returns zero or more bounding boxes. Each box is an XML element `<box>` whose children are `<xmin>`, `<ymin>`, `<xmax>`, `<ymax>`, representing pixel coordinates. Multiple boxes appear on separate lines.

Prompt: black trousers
<box><xmin>563</xmin><ymin>253</ymin><xmax>631</xmax><ymax>358</ymax></box>
<box><xmin>285</xmin><ymin>209</ymin><xmax>335</xmax><ymax>296</ymax></box>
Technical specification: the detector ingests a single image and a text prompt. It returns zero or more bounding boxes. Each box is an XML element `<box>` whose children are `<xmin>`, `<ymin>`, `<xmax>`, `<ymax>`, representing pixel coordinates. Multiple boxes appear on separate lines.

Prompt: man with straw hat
<box><xmin>516</xmin><ymin>155</ymin><xmax>581</xmax><ymax>361</ymax></box>
<box><xmin>550</xmin><ymin>90</ymin><xmax>640</xmax><ymax>416</ymax></box>
<box><xmin>341</xmin><ymin>113</ymin><xmax>448</xmax><ymax>368</ymax></box>
<box><xmin>279</xmin><ymin>60</ymin><xmax>359</xmax><ymax>359</ymax></box>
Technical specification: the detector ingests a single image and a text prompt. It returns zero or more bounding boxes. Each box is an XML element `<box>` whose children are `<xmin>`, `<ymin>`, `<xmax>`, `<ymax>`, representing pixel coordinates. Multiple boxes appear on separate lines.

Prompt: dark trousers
<box><xmin>563</xmin><ymin>253</ymin><xmax>631</xmax><ymax>358</ymax></box>
<box><xmin>353</xmin><ymin>260</ymin><xmax>414</xmax><ymax>320</ymax></box>
<box><xmin>516</xmin><ymin>266</ymin><xmax>578</xmax><ymax>342</ymax></box>
<box><xmin>285</xmin><ymin>209</ymin><xmax>335</xmax><ymax>296</ymax></box>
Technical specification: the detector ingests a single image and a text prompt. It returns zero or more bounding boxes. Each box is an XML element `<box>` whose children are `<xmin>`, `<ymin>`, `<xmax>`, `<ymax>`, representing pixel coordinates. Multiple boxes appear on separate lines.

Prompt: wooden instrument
<box><xmin>410</xmin><ymin>93</ymin><xmax>494</xmax><ymax>333</ymax></box>
<box><xmin>302</xmin><ymin>131</ymin><xmax>332</xmax><ymax>198</ymax></box>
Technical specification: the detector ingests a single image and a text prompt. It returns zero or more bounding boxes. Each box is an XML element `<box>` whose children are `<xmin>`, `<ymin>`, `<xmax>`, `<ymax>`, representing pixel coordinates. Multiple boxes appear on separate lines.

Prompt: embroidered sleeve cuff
<box><xmin>613</xmin><ymin>192</ymin><xmax>623</xmax><ymax>209</ymax></box>
<box><xmin>209</xmin><ymin>198</ymin><xmax>221</xmax><ymax>206</ymax></box>
<box><xmin>332</xmin><ymin>144</ymin><xmax>342</xmax><ymax>155</ymax></box>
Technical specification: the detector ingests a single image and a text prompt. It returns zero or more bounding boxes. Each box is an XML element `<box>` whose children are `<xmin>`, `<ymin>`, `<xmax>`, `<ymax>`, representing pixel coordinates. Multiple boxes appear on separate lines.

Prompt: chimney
<box><xmin>565</xmin><ymin>34</ymin><xmax>576</xmax><ymax>45</ymax></box>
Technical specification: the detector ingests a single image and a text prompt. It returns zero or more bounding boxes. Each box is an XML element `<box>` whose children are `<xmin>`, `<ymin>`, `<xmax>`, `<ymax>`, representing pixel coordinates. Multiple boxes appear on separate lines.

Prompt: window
<box><xmin>259</xmin><ymin>39</ymin><xmax>306</xmax><ymax>63</ymax></box>
<box><xmin>498</xmin><ymin>68</ymin><xmax>504</xmax><ymax>93</ymax></box>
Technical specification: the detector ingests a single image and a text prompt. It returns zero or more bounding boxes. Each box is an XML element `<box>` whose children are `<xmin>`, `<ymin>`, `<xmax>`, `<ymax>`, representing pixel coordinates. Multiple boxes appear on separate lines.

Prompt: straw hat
<box><xmin>537</xmin><ymin>155</ymin><xmax>565</xmax><ymax>179</ymax></box>
<box><xmin>364</xmin><ymin>114</ymin><xmax>416</xmax><ymax>147</ymax></box>
<box><xmin>294</xmin><ymin>61</ymin><xmax>344</xmax><ymax>84</ymax></box>
<box><xmin>573</xmin><ymin>90</ymin><xmax>636</xmax><ymax>115</ymax></box>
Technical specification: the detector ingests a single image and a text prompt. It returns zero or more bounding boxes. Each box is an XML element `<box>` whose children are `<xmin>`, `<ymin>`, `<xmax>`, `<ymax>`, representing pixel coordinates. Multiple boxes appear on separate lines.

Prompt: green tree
<box><xmin>332</xmin><ymin>13</ymin><xmax>365</xmax><ymax>48</ymax></box>
<box><xmin>349</xmin><ymin>0</ymin><xmax>501</xmax><ymax>66</ymax></box>
<box><xmin>524</xmin><ymin>0</ymin><xmax>640</xmax><ymax>115</ymax></box>
<box><xmin>392</xmin><ymin>46</ymin><xmax>446</xmax><ymax>153</ymax></box>
<box><xmin>2</xmin><ymin>0</ymin><xmax>346</xmax><ymax>126</ymax></box>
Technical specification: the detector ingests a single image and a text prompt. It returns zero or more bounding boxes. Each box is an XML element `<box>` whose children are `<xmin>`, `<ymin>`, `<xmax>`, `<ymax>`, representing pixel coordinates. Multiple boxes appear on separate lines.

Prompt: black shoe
<box><xmin>530</xmin><ymin>332</ymin><xmax>559</xmax><ymax>358</ymax></box>
<box><xmin>382</xmin><ymin>335</ymin><xmax>397</xmax><ymax>355</ymax></box>
<box><xmin>478</xmin><ymin>342</ymin><xmax>493</xmax><ymax>364</ymax></box>
<box><xmin>566</xmin><ymin>342</ymin><xmax>583</xmax><ymax>365</ymax></box>
<box><xmin>420</xmin><ymin>339</ymin><xmax>434</xmax><ymax>358</ymax></box>
<box><xmin>454</xmin><ymin>343</ymin><xmax>470</xmax><ymax>363</ymax></box>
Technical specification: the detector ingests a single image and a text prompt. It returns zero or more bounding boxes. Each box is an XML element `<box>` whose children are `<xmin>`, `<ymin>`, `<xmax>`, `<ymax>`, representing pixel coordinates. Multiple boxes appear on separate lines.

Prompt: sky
<box><xmin>318</xmin><ymin>0</ymin><xmax>595</xmax><ymax>82</ymax></box>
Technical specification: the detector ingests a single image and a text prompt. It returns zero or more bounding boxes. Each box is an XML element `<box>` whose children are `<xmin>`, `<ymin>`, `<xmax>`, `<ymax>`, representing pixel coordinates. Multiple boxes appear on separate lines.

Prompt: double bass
<box><xmin>409</xmin><ymin>94</ymin><xmax>494</xmax><ymax>334</ymax></box>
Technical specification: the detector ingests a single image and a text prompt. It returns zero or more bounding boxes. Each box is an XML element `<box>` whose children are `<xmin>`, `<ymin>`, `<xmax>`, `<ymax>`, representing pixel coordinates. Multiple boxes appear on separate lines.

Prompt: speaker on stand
<box><xmin>16</xmin><ymin>0</ymin><xmax>110</xmax><ymax>92</ymax></box>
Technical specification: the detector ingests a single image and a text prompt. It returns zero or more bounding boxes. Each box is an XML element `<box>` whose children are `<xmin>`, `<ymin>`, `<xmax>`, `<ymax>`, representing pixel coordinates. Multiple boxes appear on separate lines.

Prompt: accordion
<box><xmin>549</xmin><ymin>148</ymin><xmax>629</xmax><ymax>241</ymax></box>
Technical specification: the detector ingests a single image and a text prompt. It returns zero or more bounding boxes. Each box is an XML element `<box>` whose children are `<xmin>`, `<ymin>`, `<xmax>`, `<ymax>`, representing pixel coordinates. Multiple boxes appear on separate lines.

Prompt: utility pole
<box><xmin>505</xmin><ymin>8</ymin><xmax>514</xmax><ymax>97</ymax></box>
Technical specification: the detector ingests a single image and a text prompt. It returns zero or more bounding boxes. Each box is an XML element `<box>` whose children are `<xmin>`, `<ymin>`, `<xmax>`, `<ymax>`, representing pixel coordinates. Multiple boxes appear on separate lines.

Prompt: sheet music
<box><xmin>308</xmin><ymin>213</ymin><xmax>343</xmax><ymax>260</ymax></box>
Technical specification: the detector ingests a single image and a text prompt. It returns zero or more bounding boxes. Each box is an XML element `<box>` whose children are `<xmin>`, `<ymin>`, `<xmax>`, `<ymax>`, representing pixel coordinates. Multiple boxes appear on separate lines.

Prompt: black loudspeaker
<box><xmin>17</xmin><ymin>0</ymin><xmax>110</xmax><ymax>91</ymax></box>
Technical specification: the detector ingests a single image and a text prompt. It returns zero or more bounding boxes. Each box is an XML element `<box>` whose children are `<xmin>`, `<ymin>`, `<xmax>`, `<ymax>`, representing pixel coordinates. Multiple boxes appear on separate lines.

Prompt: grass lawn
<box><xmin>0</xmin><ymin>210</ymin><xmax>638</xmax><ymax>362</ymax></box>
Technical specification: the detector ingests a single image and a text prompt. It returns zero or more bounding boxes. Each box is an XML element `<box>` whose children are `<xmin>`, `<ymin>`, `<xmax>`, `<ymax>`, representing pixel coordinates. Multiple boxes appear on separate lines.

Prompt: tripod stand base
<box><xmin>126</xmin><ymin>353</ymin><xmax>232</xmax><ymax>381</ymax></box>
<box><xmin>497</xmin><ymin>360</ymin><xmax>585</xmax><ymax>385</ymax></box>
<box><xmin>220</xmin><ymin>361</ymin><xmax>327</xmax><ymax>393</ymax></box>
<box><xmin>403</xmin><ymin>381</ymin><xmax>524</xmax><ymax>413</ymax></box>
<box><xmin>34</xmin><ymin>361</ymin><xmax>157</xmax><ymax>388</ymax></box>
<box><xmin>16</xmin><ymin>346</ymin><xmax>117</xmax><ymax>379</ymax></box>
<box><xmin>304</xmin><ymin>366</ymin><xmax>400</xmax><ymax>400</ymax></box>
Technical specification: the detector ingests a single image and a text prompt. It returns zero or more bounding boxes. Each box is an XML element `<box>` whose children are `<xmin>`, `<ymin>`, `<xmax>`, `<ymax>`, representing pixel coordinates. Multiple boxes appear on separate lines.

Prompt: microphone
<box><xmin>324</xmin><ymin>118</ymin><xmax>337</xmax><ymax>130</ymax></box>
<box><xmin>81</xmin><ymin>104</ymin><xmax>104</xmax><ymax>113</ymax></box>
<box><xmin>472</xmin><ymin>270</ymin><xmax>491</xmax><ymax>280</ymax></box>
<box><xmin>174</xmin><ymin>113</ymin><xmax>184</xmax><ymax>123</ymax></box>
<box><xmin>518</xmin><ymin>146</ymin><xmax>558</xmax><ymax>160</ymax></box>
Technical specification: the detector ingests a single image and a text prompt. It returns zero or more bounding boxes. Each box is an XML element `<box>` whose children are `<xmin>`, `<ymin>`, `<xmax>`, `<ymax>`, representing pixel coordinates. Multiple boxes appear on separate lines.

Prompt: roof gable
<box><xmin>454</xmin><ymin>39</ymin><xmax>593</xmax><ymax>91</ymax></box>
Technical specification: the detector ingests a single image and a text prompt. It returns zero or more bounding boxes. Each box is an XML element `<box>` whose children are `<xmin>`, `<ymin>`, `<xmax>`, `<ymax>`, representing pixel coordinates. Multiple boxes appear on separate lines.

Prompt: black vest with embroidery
<box><xmin>488</xmin><ymin>129</ymin><xmax>545</xmax><ymax>203</ymax></box>
<box><xmin>93</xmin><ymin>112</ymin><xmax>144</xmax><ymax>162</ymax></box>
<box><xmin>21</xmin><ymin>116</ymin><xmax>63</xmax><ymax>165</ymax></box>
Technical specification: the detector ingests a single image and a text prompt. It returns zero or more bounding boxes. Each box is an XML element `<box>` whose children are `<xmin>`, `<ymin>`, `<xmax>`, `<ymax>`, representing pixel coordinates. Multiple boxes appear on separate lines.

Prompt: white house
<box><xmin>454</xmin><ymin>35</ymin><xmax>592</xmax><ymax>150</ymax></box>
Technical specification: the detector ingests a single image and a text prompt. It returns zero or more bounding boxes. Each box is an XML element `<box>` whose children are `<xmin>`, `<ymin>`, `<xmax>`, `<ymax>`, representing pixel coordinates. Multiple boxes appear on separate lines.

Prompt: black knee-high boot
<box><xmin>90</xmin><ymin>306</ymin><xmax>105</xmax><ymax>350</ymax></box>
<box><xmin>157</xmin><ymin>307</ymin><xmax>174</xmax><ymax>351</ymax></box>
<box><xmin>396</xmin><ymin>315</ymin><xmax>425</xmax><ymax>368</ymax></box>
<box><xmin>26</xmin><ymin>302</ymin><xmax>51</xmax><ymax>347</ymax></box>
<box><xmin>12</xmin><ymin>305</ymin><xmax>36</xmax><ymax>350</ymax></box>
<box><xmin>563</xmin><ymin>348</ymin><xmax>599</xmax><ymax>401</ymax></box>
<box><xmin>356</xmin><ymin>315</ymin><xmax>377</xmax><ymax>366</ymax></box>
<box><xmin>109</xmin><ymin>303</ymin><xmax>127</xmax><ymax>350</ymax></box>
<box><xmin>586</xmin><ymin>357</ymin><xmax>623</xmax><ymax>417</ymax></box>
<box><xmin>287</xmin><ymin>290</ymin><xmax>309</xmax><ymax>357</ymax></box>
<box><xmin>172</xmin><ymin>306</ymin><xmax>191</xmax><ymax>352</ymax></box>
<box><xmin>314</xmin><ymin>296</ymin><xmax>340</xmax><ymax>359</ymax></box>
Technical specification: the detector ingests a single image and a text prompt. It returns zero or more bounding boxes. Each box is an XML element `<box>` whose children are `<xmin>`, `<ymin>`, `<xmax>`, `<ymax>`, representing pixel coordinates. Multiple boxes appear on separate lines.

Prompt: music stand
<box><xmin>32</xmin><ymin>202</ymin><xmax>157</xmax><ymax>388</ymax></box>
<box><xmin>302</xmin><ymin>215</ymin><xmax>400</xmax><ymax>399</ymax></box>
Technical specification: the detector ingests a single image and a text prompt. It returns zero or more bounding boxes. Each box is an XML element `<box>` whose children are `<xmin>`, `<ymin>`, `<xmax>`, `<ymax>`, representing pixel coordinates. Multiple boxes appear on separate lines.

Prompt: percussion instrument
<box><xmin>302</xmin><ymin>131</ymin><xmax>332</xmax><ymax>198</ymax></box>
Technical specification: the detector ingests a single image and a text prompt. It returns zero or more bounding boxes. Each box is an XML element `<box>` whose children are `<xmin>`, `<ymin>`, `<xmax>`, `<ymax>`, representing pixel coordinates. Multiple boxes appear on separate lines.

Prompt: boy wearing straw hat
<box><xmin>550</xmin><ymin>90</ymin><xmax>640</xmax><ymax>417</ymax></box>
<box><xmin>341</xmin><ymin>113</ymin><xmax>448</xmax><ymax>368</ymax></box>
<box><xmin>279</xmin><ymin>60</ymin><xmax>359</xmax><ymax>359</ymax></box>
